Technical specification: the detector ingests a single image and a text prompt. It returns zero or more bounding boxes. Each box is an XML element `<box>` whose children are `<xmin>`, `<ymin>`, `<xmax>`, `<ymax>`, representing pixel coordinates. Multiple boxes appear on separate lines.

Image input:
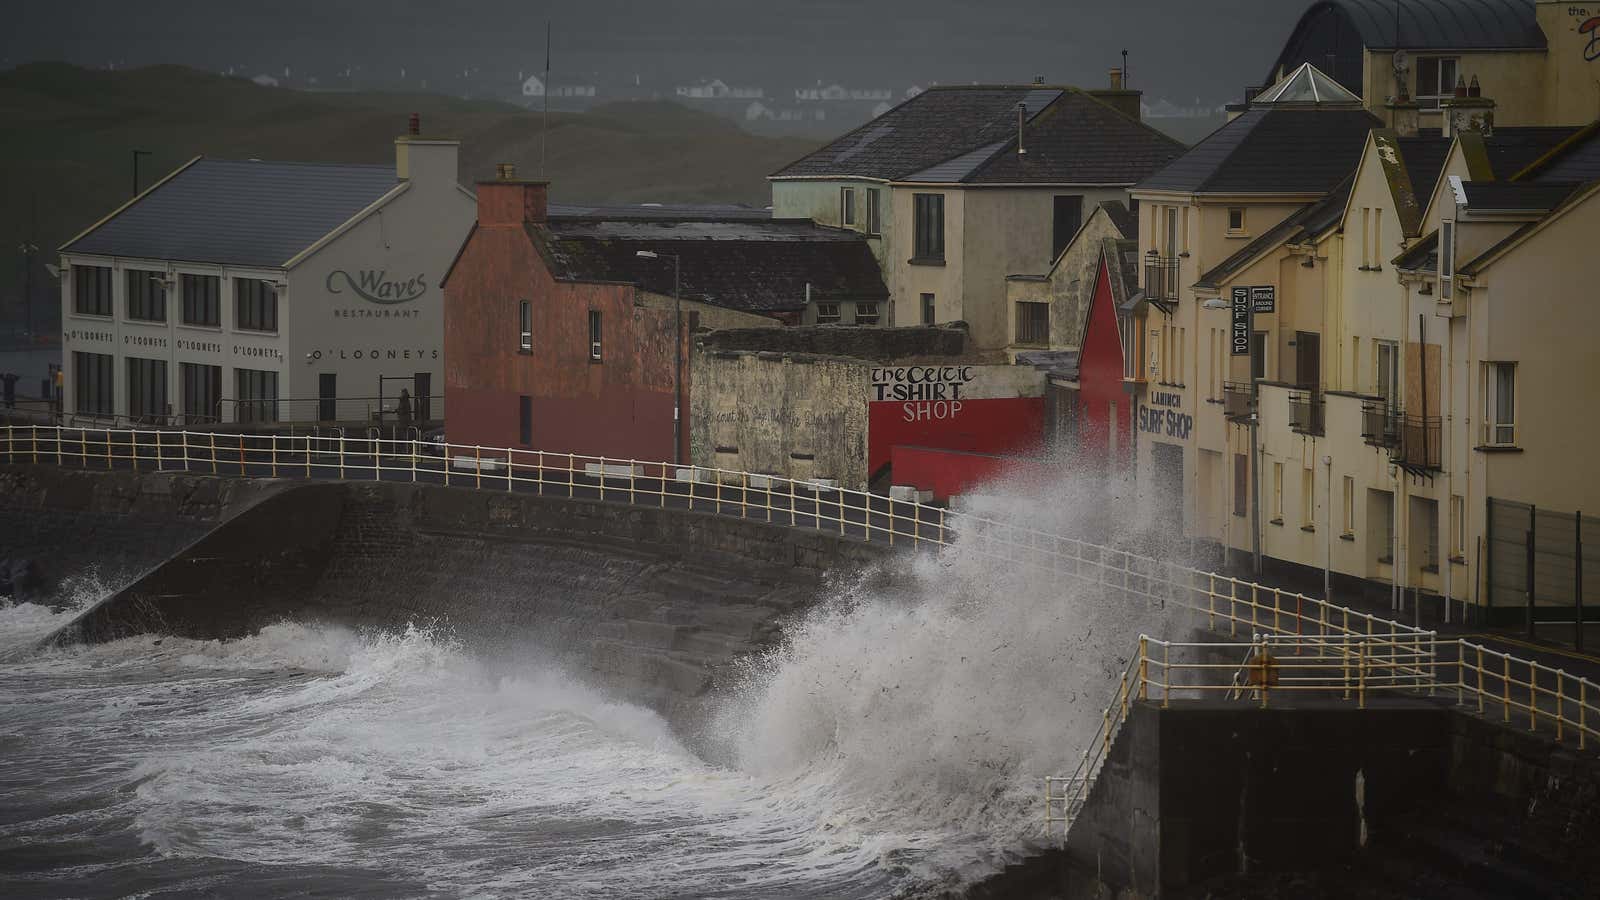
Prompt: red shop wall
<box><xmin>890</xmin><ymin>445</ymin><xmax>1056</xmax><ymax>502</ymax></box>
<box><xmin>868</xmin><ymin>396</ymin><xmax>1045</xmax><ymax>479</ymax></box>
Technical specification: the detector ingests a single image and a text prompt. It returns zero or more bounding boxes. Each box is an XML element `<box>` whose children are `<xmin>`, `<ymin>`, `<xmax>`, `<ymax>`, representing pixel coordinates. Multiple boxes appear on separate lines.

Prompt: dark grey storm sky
<box><xmin>6</xmin><ymin>0</ymin><xmax>1307</xmax><ymax>103</ymax></box>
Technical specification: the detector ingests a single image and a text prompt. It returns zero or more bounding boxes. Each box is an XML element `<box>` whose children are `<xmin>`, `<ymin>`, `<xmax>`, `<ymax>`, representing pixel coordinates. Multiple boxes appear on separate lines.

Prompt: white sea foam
<box><xmin>714</xmin><ymin>465</ymin><xmax>1189</xmax><ymax>884</ymax></box>
<box><xmin>2</xmin><ymin>465</ymin><xmax>1189</xmax><ymax>897</ymax></box>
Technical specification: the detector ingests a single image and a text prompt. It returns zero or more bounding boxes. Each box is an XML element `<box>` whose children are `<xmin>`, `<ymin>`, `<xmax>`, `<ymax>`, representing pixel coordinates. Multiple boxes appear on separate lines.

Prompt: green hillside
<box><xmin>0</xmin><ymin>62</ymin><xmax>815</xmax><ymax>332</ymax></box>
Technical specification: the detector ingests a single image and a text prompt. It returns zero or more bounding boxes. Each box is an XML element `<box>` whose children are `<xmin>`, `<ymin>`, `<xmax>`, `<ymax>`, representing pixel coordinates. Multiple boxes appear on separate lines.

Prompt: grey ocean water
<box><xmin>0</xmin><ymin>477</ymin><xmax>1170</xmax><ymax>898</ymax></box>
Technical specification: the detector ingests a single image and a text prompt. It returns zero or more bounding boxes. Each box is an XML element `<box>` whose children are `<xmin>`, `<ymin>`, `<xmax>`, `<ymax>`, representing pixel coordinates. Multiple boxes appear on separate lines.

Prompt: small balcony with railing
<box><xmin>1223</xmin><ymin>381</ymin><xmax>1254</xmax><ymax>421</ymax></box>
<box><xmin>1360</xmin><ymin>401</ymin><xmax>1401</xmax><ymax>449</ymax></box>
<box><xmin>1143</xmin><ymin>251</ymin><xmax>1181</xmax><ymax>305</ymax></box>
<box><xmin>1288</xmin><ymin>389</ymin><xmax>1324</xmax><ymax>436</ymax></box>
<box><xmin>1394</xmin><ymin>415</ymin><xmax>1442</xmax><ymax>471</ymax></box>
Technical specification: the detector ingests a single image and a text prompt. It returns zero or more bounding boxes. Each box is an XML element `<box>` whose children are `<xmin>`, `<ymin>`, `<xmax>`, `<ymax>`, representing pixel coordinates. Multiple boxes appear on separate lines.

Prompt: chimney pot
<box><xmin>1033</xmin><ymin>75</ymin><xmax>1045</xmax><ymax>85</ymax></box>
<box><xmin>1453</xmin><ymin>75</ymin><xmax>1468</xmax><ymax>98</ymax></box>
<box><xmin>1109</xmin><ymin>67</ymin><xmax>1124</xmax><ymax>91</ymax></box>
<box><xmin>497</xmin><ymin>162</ymin><xmax>517</xmax><ymax>180</ymax></box>
<box><xmin>1467</xmin><ymin>74</ymin><xmax>1481</xmax><ymax>98</ymax></box>
<box><xmin>408</xmin><ymin>112</ymin><xmax>420</xmax><ymax>136</ymax></box>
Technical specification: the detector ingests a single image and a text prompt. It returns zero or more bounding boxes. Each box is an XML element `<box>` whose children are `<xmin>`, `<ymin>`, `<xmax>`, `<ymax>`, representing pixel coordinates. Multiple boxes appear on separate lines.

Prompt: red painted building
<box><xmin>1048</xmin><ymin>238</ymin><xmax>1138</xmax><ymax>469</ymax></box>
<box><xmin>442</xmin><ymin>173</ymin><xmax>885</xmax><ymax>463</ymax></box>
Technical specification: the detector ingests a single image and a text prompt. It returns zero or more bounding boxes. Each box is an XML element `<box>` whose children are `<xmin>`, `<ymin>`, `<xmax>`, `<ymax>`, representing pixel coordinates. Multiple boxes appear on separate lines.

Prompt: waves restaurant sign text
<box><xmin>326</xmin><ymin>269</ymin><xmax>428</xmax><ymax>305</ymax></box>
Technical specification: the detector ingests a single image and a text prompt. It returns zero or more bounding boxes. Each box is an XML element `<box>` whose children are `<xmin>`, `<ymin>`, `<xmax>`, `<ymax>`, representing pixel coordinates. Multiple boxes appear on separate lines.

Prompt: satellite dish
<box><xmin>1393</xmin><ymin>49</ymin><xmax>1410</xmax><ymax>73</ymax></box>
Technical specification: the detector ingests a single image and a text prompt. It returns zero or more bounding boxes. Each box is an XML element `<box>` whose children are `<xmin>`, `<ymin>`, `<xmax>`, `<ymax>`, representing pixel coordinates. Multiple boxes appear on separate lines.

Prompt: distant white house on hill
<box><xmin>676</xmin><ymin>79</ymin><xmax>763</xmax><ymax>99</ymax></box>
<box><xmin>795</xmin><ymin>84</ymin><xmax>894</xmax><ymax>101</ymax></box>
<box><xmin>251</xmin><ymin>74</ymin><xmax>279</xmax><ymax>88</ymax></box>
<box><xmin>521</xmin><ymin>74</ymin><xmax>596</xmax><ymax>99</ymax></box>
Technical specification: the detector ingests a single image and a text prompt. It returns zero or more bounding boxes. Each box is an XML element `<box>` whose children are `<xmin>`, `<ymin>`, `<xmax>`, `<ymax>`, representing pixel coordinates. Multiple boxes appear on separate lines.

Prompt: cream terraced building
<box><xmin>57</xmin><ymin>124</ymin><xmax>474</xmax><ymax>426</ymax></box>
<box><xmin>1119</xmin><ymin>55</ymin><xmax>1600</xmax><ymax>620</ymax></box>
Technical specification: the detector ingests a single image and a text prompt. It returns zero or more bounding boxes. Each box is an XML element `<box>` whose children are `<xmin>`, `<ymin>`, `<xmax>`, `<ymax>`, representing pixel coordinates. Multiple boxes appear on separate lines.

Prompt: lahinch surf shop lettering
<box><xmin>871</xmin><ymin>365</ymin><xmax>975</xmax><ymax>422</ymax></box>
<box><xmin>1139</xmin><ymin>390</ymin><xmax>1193</xmax><ymax>439</ymax></box>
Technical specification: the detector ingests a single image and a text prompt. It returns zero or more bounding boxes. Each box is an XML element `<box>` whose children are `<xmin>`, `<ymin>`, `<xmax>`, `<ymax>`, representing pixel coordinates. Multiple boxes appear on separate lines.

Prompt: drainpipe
<box><xmin>1324</xmin><ymin>453</ymin><xmax>1333</xmax><ymax>602</ymax></box>
<box><xmin>1442</xmin><ymin>306</ymin><xmax>1454</xmax><ymax>624</ymax></box>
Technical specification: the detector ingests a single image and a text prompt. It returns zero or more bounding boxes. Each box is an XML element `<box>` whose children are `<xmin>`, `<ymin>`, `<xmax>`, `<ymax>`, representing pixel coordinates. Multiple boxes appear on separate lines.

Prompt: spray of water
<box><xmin>712</xmin><ymin>464</ymin><xmax>1194</xmax><ymax>884</ymax></box>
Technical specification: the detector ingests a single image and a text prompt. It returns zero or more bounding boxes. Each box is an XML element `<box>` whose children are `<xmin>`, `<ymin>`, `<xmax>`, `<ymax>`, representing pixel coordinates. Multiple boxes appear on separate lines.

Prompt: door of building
<box><xmin>319</xmin><ymin>373</ymin><xmax>337</xmax><ymax>422</ymax></box>
<box><xmin>413</xmin><ymin>372</ymin><xmax>431</xmax><ymax>422</ymax></box>
<box><xmin>1295</xmin><ymin>332</ymin><xmax>1320</xmax><ymax>389</ymax></box>
<box><xmin>1151</xmin><ymin>441</ymin><xmax>1184</xmax><ymax>536</ymax></box>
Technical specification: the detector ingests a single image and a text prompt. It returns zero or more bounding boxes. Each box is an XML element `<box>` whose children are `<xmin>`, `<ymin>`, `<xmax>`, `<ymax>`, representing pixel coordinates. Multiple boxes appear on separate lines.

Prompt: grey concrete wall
<box><xmin>691</xmin><ymin>350</ymin><xmax>870</xmax><ymax>489</ymax></box>
<box><xmin>980</xmin><ymin>700</ymin><xmax>1600</xmax><ymax>899</ymax></box>
<box><xmin>0</xmin><ymin>466</ymin><xmax>290</xmax><ymax>605</ymax></box>
<box><xmin>20</xmin><ymin>471</ymin><xmax>888</xmax><ymax>731</ymax></box>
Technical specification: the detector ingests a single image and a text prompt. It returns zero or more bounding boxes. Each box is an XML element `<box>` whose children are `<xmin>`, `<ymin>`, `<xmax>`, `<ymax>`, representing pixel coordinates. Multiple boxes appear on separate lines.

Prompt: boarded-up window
<box><xmin>1405</xmin><ymin>341</ymin><xmax>1442</xmax><ymax>419</ymax></box>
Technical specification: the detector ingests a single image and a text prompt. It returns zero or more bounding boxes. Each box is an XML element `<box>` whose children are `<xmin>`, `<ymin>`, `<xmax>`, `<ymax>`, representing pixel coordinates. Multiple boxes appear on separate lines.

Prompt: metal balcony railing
<box><xmin>1144</xmin><ymin>254</ymin><xmax>1181</xmax><ymax>303</ymax></box>
<box><xmin>1395</xmin><ymin>415</ymin><xmax>1442</xmax><ymax>470</ymax></box>
<box><xmin>1361</xmin><ymin>401</ymin><xmax>1401</xmax><ymax>448</ymax></box>
<box><xmin>1288</xmin><ymin>390</ymin><xmax>1325</xmax><ymax>435</ymax></box>
<box><xmin>1222</xmin><ymin>381</ymin><xmax>1254</xmax><ymax>420</ymax></box>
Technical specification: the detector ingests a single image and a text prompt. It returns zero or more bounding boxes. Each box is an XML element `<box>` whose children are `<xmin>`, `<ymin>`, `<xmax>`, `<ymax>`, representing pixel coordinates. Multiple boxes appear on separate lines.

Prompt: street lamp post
<box><xmin>636</xmin><ymin>250</ymin><xmax>682</xmax><ymax>465</ymax></box>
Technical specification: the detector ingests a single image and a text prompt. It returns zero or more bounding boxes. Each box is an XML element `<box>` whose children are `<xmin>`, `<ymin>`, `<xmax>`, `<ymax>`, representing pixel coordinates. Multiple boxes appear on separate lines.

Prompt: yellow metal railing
<box><xmin>3</xmin><ymin>424</ymin><xmax>1595</xmax><ymax>838</ymax></box>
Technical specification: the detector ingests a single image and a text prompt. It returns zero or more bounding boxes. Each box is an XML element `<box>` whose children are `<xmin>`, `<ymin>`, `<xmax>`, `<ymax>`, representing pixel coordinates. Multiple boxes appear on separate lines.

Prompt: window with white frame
<box><xmin>816</xmin><ymin>302</ymin><xmax>841</xmax><ymax>325</ymax></box>
<box><xmin>1375</xmin><ymin>340</ymin><xmax>1399</xmax><ymax>408</ymax></box>
<box><xmin>1484</xmin><ymin>362</ymin><xmax>1516</xmax><ymax>445</ymax></box>
<box><xmin>519</xmin><ymin>300</ymin><xmax>532</xmax><ymax>351</ymax></box>
<box><xmin>234</xmin><ymin>278</ymin><xmax>278</xmax><ymax>332</ymax></box>
<box><xmin>1302</xmin><ymin>467</ymin><xmax>1315</xmax><ymax>527</ymax></box>
<box><xmin>854</xmin><ymin>301</ymin><xmax>880</xmax><ymax>326</ymax></box>
<box><xmin>1272</xmin><ymin>461</ymin><xmax>1284</xmax><ymax>522</ymax></box>
<box><xmin>73</xmin><ymin>265</ymin><xmax>112</xmax><ymax>317</ymax></box>
<box><xmin>1440</xmin><ymin>220</ymin><xmax>1455</xmax><ymax>300</ymax></box>
<box><xmin>1343</xmin><ymin>476</ymin><xmax>1355</xmax><ymax>535</ymax></box>
<box><xmin>865</xmin><ymin>188</ymin><xmax>881</xmax><ymax>236</ymax></box>
<box><xmin>1450</xmin><ymin>494</ymin><xmax>1465</xmax><ymax>557</ymax></box>
<box><xmin>1415</xmin><ymin>56</ymin><xmax>1459</xmax><ymax>109</ymax></box>
<box><xmin>840</xmin><ymin>186</ymin><xmax>856</xmax><ymax>227</ymax></box>
<box><xmin>126</xmin><ymin>269</ymin><xmax>167</xmax><ymax>322</ymax></box>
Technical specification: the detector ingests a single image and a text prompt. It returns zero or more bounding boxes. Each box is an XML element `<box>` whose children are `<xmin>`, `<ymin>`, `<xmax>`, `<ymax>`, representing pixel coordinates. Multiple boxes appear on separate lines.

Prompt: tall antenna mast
<box><xmin>541</xmin><ymin>21</ymin><xmax>551</xmax><ymax>178</ymax></box>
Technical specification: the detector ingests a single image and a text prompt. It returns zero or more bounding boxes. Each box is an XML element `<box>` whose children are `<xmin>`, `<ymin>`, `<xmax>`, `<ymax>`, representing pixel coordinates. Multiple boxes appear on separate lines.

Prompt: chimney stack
<box><xmin>476</xmin><ymin>167</ymin><xmax>548</xmax><ymax>226</ymax></box>
<box><xmin>1089</xmin><ymin>67</ymin><xmax>1142</xmax><ymax>121</ymax></box>
<box><xmin>1442</xmin><ymin>75</ymin><xmax>1495</xmax><ymax>139</ymax></box>
<box><xmin>394</xmin><ymin>114</ymin><xmax>459</xmax><ymax>185</ymax></box>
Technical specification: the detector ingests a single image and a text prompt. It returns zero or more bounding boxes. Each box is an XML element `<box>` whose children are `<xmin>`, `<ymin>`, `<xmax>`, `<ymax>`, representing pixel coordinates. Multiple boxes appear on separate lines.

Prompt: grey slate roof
<box><xmin>1480</xmin><ymin>126</ymin><xmax>1587</xmax><ymax>179</ymax></box>
<box><xmin>62</xmin><ymin>159</ymin><xmax>400</xmax><ymax>267</ymax></box>
<box><xmin>1462</xmin><ymin>181</ymin><xmax>1582</xmax><ymax>211</ymax></box>
<box><xmin>773</xmin><ymin>87</ymin><xmax>1061</xmax><ymax>181</ymax></box>
<box><xmin>963</xmin><ymin>92</ymin><xmax>1187</xmax><ymax>185</ymax></box>
<box><xmin>538</xmin><ymin>219</ymin><xmax>887</xmax><ymax>313</ymax></box>
<box><xmin>1393</xmin><ymin>230</ymin><xmax>1439</xmax><ymax>272</ymax></box>
<box><xmin>1136</xmin><ymin>107</ymin><xmax>1380</xmax><ymax>194</ymax></box>
<box><xmin>772</xmin><ymin>86</ymin><xmax>1184</xmax><ymax>186</ymax></box>
<box><xmin>1522</xmin><ymin>124</ymin><xmax>1600</xmax><ymax>183</ymax></box>
<box><xmin>1396</xmin><ymin>136</ymin><xmax>1453</xmax><ymax>199</ymax></box>
<box><xmin>1273</xmin><ymin>0</ymin><xmax>1544</xmax><ymax>59</ymax></box>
